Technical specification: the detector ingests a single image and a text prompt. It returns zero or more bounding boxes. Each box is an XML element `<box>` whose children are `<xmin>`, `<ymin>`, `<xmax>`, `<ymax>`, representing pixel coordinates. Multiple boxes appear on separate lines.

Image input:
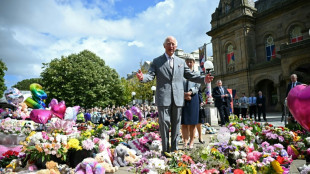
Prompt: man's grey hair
<box><xmin>291</xmin><ymin>74</ymin><xmax>297</xmax><ymax>78</ymax></box>
<box><xmin>163</xmin><ymin>36</ymin><xmax>178</xmax><ymax>46</ymax></box>
<box><xmin>216</xmin><ymin>80</ymin><xmax>222</xmax><ymax>83</ymax></box>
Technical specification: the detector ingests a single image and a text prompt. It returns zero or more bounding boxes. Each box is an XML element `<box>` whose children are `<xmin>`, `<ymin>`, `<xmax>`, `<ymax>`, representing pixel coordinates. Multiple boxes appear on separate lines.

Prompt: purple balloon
<box><xmin>48</xmin><ymin>98</ymin><xmax>58</xmax><ymax>108</ymax></box>
<box><xmin>30</xmin><ymin>109</ymin><xmax>52</xmax><ymax>124</ymax></box>
<box><xmin>125</xmin><ymin>110</ymin><xmax>133</xmax><ymax>121</ymax></box>
<box><xmin>131</xmin><ymin>106</ymin><xmax>141</xmax><ymax>116</ymax></box>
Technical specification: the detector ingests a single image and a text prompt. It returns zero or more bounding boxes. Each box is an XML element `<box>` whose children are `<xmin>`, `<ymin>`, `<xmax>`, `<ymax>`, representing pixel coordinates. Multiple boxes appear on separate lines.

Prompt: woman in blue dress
<box><xmin>181</xmin><ymin>56</ymin><xmax>200</xmax><ymax>149</ymax></box>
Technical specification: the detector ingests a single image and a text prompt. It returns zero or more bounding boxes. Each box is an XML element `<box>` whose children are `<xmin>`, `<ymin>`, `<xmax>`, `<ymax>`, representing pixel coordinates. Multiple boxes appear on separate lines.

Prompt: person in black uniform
<box><xmin>257</xmin><ymin>91</ymin><xmax>266</xmax><ymax>122</ymax></box>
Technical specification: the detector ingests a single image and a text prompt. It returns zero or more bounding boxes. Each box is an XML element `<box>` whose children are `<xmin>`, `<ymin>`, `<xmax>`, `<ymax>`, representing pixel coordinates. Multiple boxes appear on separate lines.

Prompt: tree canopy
<box><xmin>12</xmin><ymin>78</ymin><xmax>43</xmax><ymax>90</ymax></box>
<box><xmin>0</xmin><ymin>59</ymin><xmax>7</xmax><ymax>97</ymax></box>
<box><xmin>40</xmin><ymin>50</ymin><xmax>124</xmax><ymax>109</ymax></box>
<box><xmin>128</xmin><ymin>62</ymin><xmax>156</xmax><ymax>104</ymax></box>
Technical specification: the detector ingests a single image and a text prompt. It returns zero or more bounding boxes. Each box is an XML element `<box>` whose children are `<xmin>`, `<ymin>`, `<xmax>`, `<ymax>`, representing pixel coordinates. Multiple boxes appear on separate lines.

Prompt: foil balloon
<box><xmin>217</xmin><ymin>127</ymin><xmax>231</xmax><ymax>144</ymax></box>
<box><xmin>64</xmin><ymin>106</ymin><xmax>80</xmax><ymax>121</ymax></box>
<box><xmin>287</xmin><ymin>84</ymin><xmax>310</xmax><ymax>131</ymax></box>
<box><xmin>25</xmin><ymin>83</ymin><xmax>47</xmax><ymax>109</ymax></box>
<box><xmin>50</xmin><ymin>99</ymin><xmax>66</xmax><ymax>119</ymax></box>
<box><xmin>125</xmin><ymin>110</ymin><xmax>133</xmax><ymax>121</ymax></box>
<box><xmin>4</xmin><ymin>88</ymin><xmax>24</xmax><ymax>107</ymax></box>
<box><xmin>30</xmin><ymin>109</ymin><xmax>52</xmax><ymax>124</ymax></box>
<box><xmin>48</xmin><ymin>98</ymin><xmax>58</xmax><ymax>108</ymax></box>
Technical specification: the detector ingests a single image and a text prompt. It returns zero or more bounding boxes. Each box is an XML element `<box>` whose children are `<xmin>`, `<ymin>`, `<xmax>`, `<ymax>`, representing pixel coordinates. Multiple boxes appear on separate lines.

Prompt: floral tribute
<box><xmin>0</xmin><ymin>112</ymin><xmax>310</xmax><ymax>174</ymax></box>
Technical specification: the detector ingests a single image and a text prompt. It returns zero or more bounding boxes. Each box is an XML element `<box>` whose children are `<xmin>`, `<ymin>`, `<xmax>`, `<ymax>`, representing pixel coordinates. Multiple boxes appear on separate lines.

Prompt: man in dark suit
<box><xmin>257</xmin><ymin>91</ymin><xmax>266</xmax><ymax>121</ymax></box>
<box><xmin>212</xmin><ymin>80</ymin><xmax>231</xmax><ymax>126</ymax></box>
<box><xmin>285</xmin><ymin>74</ymin><xmax>302</xmax><ymax>122</ymax></box>
<box><xmin>136</xmin><ymin>36</ymin><xmax>214</xmax><ymax>155</ymax></box>
<box><xmin>286</xmin><ymin>74</ymin><xmax>302</xmax><ymax>96</ymax></box>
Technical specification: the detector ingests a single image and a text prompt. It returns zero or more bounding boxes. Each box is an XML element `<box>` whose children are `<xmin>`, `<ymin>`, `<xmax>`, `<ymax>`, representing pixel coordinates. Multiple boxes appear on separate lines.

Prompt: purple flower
<box><xmin>278</xmin><ymin>136</ymin><xmax>284</xmax><ymax>142</ymax></box>
<box><xmin>141</xmin><ymin>168</ymin><xmax>150</xmax><ymax>173</ymax></box>
<box><xmin>266</xmin><ymin>146</ymin><xmax>275</xmax><ymax>153</ymax></box>
<box><xmin>274</xmin><ymin>144</ymin><xmax>284</xmax><ymax>150</ymax></box>
<box><xmin>261</xmin><ymin>141</ymin><xmax>270</xmax><ymax>149</ymax></box>
<box><xmin>229</xmin><ymin>127</ymin><xmax>236</xmax><ymax>132</ymax></box>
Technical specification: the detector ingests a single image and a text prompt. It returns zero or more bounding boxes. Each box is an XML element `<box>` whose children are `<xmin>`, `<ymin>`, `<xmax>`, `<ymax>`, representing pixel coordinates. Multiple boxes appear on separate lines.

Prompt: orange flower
<box><xmin>35</xmin><ymin>144</ymin><xmax>43</xmax><ymax>152</ymax></box>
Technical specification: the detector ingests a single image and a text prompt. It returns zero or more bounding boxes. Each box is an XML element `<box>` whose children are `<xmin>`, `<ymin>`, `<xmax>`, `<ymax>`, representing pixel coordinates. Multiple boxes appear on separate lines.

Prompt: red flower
<box><xmin>234</xmin><ymin>169</ymin><xmax>244</xmax><ymax>174</ymax></box>
<box><xmin>268</xmin><ymin>124</ymin><xmax>273</xmax><ymax>127</ymax></box>
<box><xmin>276</xmin><ymin>156</ymin><xmax>284</xmax><ymax>164</ymax></box>
<box><xmin>236</xmin><ymin>136</ymin><xmax>246</xmax><ymax>141</ymax></box>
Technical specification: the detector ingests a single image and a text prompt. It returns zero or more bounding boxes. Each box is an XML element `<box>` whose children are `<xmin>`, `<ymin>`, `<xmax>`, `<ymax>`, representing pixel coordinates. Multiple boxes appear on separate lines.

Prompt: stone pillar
<box><xmin>204</xmin><ymin>104</ymin><xmax>219</xmax><ymax>126</ymax></box>
<box><xmin>275</xmin><ymin>84</ymin><xmax>282</xmax><ymax>111</ymax></box>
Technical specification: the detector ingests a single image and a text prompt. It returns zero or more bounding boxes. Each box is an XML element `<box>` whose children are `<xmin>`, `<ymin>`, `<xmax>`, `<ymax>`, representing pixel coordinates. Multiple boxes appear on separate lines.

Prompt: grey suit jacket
<box><xmin>142</xmin><ymin>54</ymin><xmax>205</xmax><ymax>107</ymax></box>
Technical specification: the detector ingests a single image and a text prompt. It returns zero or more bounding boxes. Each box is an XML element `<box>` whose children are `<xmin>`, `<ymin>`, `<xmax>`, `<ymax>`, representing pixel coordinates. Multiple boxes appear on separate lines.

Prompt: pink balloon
<box><xmin>51</xmin><ymin>100</ymin><xmax>66</xmax><ymax>119</ymax></box>
<box><xmin>287</xmin><ymin>84</ymin><xmax>310</xmax><ymax>131</ymax></box>
<box><xmin>125</xmin><ymin>110</ymin><xmax>133</xmax><ymax>121</ymax></box>
<box><xmin>30</xmin><ymin>109</ymin><xmax>52</xmax><ymax>124</ymax></box>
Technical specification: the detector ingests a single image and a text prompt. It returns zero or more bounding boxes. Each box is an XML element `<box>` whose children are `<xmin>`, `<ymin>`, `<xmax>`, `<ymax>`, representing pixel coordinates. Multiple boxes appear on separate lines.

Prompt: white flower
<box><xmin>306</xmin><ymin>137</ymin><xmax>310</xmax><ymax>145</ymax></box>
<box><xmin>245</xmin><ymin>129</ymin><xmax>252</xmax><ymax>136</ymax></box>
<box><xmin>148</xmin><ymin>158</ymin><xmax>165</xmax><ymax>170</ymax></box>
<box><xmin>49</xmin><ymin>137</ymin><xmax>55</xmax><ymax>142</ymax></box>
<box><xmin>241</xmin><ymin>151</ymin><xmax>247</xmax><ymax>158</ymax></box>
<box><xmin>233</xmin><ymin>151</ymin><xmax>240</xmax><ymax>159</ymax></box>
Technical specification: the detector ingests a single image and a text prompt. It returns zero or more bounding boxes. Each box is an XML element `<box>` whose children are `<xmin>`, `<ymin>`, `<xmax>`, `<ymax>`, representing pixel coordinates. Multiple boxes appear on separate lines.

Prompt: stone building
<box><xmin>207</xmin><ymin>0</ymin><xmax>310</xmax><ymax>111</ymax></box>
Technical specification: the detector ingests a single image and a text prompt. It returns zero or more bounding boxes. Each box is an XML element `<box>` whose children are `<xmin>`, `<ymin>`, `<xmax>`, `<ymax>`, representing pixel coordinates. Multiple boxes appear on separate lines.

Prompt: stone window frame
<box><xmin>223</xmin><ymin>41</ymin><xmax>236</xmax><ymax>72</ymax></box>
<box><xmin>286</xmin><ymin>22</ymin><xmax>305</xmax><ymax>44</ymax></box>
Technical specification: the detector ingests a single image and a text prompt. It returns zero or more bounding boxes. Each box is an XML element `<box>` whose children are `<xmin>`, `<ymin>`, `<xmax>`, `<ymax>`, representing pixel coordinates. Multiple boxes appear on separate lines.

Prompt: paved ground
<box><xmin>113</xmin><ymin>112</ymin><xmax>303</xmax><ymax>174</ymax></box>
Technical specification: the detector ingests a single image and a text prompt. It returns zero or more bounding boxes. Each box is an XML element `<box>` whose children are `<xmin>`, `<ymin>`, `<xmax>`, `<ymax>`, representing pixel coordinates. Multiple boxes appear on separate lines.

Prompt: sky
<box><xmin>0</xmin><ymin>0</ymin><xmax>220</xmax><ymax>88</ymax></box>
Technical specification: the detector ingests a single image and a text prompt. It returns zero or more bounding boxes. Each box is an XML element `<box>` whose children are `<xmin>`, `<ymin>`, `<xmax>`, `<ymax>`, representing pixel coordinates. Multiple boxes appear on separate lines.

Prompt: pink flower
<box><xmin>93</xmin><ymin>138</ymin><xmax>100</xmax><ymax>144</ymax></box>
<box><xmin>82</xmin><ymin>139</ymin><xmax>95</xmax><ymax>150</ymax></box>
<box><xmin>124</xmin><ymin>134</ymin><xmax>132</xmax><ymax>139</ymax></box>
<box><xmin>42</xmin><ymin>131</ymin><xmax>49</xmax><ymax>140</ymax></box>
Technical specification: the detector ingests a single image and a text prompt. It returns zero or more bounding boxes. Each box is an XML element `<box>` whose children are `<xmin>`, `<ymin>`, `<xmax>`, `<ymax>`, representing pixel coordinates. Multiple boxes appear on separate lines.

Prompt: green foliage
<box><xmin>0</xmin><ymin>59</ymin><xmax>7</xmax><ymax>97</ymax></box>
<box><xmin>40</xmin><ymin>50</ymin><xmax>124</xmax><ymax>109</ymax></box>
<box><xmin>12</xmin><ymin>78</ymin><xmax>43</xmax><ymax>90</ymax></box>
<box><xmin>119</xmin><ymin>77</ymin><xmax>132</xmax><ymax>106</ymax></box>
<box><xmin>128</xmin><ymin>62</ymin><xmax>156</xmax><ymax>104</ymax></box>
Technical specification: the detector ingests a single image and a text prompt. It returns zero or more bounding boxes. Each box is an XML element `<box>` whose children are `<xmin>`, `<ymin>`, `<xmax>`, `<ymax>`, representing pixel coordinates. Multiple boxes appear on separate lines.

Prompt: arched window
<box><xmin>265</xmin><ymin>36</ymin><xmax>275</xmax><ymax>61</ymax></box>
<box><xmin>290</xmin><ymin>26</ymin><xmax>303</xmax><ymax>43</ymax></box>
<box><xmin>226</xmin><ymin>44</ymin><xmax>235</xmax><ymax>65</ymax></box>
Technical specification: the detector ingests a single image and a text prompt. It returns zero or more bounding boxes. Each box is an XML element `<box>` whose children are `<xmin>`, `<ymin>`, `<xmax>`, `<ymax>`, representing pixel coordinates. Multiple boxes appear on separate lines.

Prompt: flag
<box><xmin>199</xmin><ymin>44</ymin><xmax>206</xmax><ymax>73</ymax></box>
<box><xmin>266</xmin><ymin>45</ymin><xmax>276</xmax><ymax>61</ymax></box>
<box><xmin>227</xmin><ymin>52</ymin><xmax>234</xmax><ymax>64</ymax></box>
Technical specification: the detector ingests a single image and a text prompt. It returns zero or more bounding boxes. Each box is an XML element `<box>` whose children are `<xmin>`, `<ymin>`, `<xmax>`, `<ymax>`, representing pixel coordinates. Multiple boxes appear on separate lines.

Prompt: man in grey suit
<box><xmin>136</xmin><ymin>36</ymin><xmax>213</xmax><ymax>155</ymax></box>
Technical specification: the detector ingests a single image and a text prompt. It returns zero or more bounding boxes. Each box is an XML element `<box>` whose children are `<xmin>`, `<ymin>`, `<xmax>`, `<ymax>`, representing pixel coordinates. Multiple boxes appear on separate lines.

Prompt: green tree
<box><xmin>40</xmin><ymin>50</ymin><xmax>124</xmax><ymax>109</ymax></box>
<box><xmin>12</xmin><ymin>78</ymin><xmax>43</xmax><ymax>90</ymax></box>
<box><xmin>0</xmin><ymin>59</ymin><xmax>7</xmax><ymax>97</ymax></box>
<box><xmin>119</xmin><ymin>77</ymin><xmax>132</xmax><ymax>106</ymax></box>
<box><xmin>128</xmin><ymin>62</ymin><xmax>156</xmax><ymax>104</ymax></box>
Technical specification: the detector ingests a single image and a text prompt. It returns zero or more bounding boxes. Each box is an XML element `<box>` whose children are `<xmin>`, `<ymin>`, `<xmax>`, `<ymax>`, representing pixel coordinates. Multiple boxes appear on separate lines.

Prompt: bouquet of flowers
<box><xmin>0</xmin><ymin>150</ymin><xmax>20</xmax><ymax>168</ymax></box>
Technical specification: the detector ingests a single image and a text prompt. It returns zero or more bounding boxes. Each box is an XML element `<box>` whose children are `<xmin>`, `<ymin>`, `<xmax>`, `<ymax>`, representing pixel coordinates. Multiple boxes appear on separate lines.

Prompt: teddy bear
<box><xmin>145</xmin><ymin>140</ymin><xmax>162</xmax><ymax>152</ymax></box>
<box><xmin>113</xmin><ymin>145</ymin><xmax>129</xmax><ymax>167</ymax></box>
<box><xmin>125</xmin><ymin>148</ymin><xmax>141</xmax><ymax>165</ymax></box>
<box><xmin>4</xmin><ymin>159</ymin><xmax>23</xmax><ymax>173</ymax></box>
<box><xmin>36</xmin><ymin>161</ymin><xmax>60</xmax><ymax>174</ymax></box>
<box><xmin>75</xmin><ymin>158</ymin><xmax>105</xmax><ymax>174</ymax></box>
<box><xmin>58</xmin><ymin>164</ymin><xmax>75</xmax><ymax>174</ymax></box>
<box><xmin>95</xmin><ymin>152</ymin><xmax>118</xmax><ymax>173</ymax></box>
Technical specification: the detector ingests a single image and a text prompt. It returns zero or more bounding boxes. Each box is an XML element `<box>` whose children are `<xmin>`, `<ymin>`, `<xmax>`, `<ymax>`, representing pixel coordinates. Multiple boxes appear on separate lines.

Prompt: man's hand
<box><xmin>136</xmin><ymin>69</ymin><xmax>143</xmax><ymax>81</ymax></box>
<box><xmin>184</xmin><ymin>92</ymin><xmax>192</xmax><ymax>101</ymax></box>
<box><xmin>205</xmin><ymin>73</ymin><xmax>214</xmax><ymax>83</ymax></box>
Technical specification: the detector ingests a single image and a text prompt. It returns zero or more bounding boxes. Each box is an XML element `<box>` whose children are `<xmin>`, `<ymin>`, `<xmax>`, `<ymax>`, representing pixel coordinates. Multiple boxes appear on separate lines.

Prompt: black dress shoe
<box><xmin>199</xmin><ymin>139</ymin><xmax>205</xmax><ymax>144</ymax></box>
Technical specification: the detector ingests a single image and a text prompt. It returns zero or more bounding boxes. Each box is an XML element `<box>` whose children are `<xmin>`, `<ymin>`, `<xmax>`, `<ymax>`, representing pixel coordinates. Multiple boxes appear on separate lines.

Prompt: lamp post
<box><xmin>204</xmin><ymin>60</ymin><xmax>214</xmax><ymax>104</ymax></box>
<box><xmin>151</xmin><ymin>86</ymin><xmax>156</xmax><ymax>104</ymax></box>
<box><xmin>131</xmin><ymin>92</ymin><xmax>136</xmax><ymax>105</ymax></box>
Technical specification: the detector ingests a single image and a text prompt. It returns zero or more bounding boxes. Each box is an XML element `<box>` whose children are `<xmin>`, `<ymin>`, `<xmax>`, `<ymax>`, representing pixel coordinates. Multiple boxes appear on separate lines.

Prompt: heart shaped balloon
<box><xmin>287</xmin><ymin>84</ymin><xmax>310</xmax><ymax>131</ymax></box>
<box><xmin>125</xmin><ymin>110</ymin><xmax>133</xmax><ymax>121</ymax></box>
<box><xmin>64</xmin><ymin>106</ymin><xmax>80</xmax><ymax>121</ymax></box>
<box><xmin>51</xmin><ymin>100</ymin><xmax>66</xmax><ymax>119</ymax></box>
<box><xmin>30</xmin><ymin>109</ymin><xmax>52</xmax><ymax>124</ymax></box>
<box><xmin>48</xmin><ymin>98</ymin><xmax>58</xmax><ymax>108</ymax></box>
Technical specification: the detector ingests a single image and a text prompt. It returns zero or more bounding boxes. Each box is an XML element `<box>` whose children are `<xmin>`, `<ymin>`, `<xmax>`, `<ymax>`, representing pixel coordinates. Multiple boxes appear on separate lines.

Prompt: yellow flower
<box><xmin>250</xmin><ymin>165</ymin><xmax>257</xmax><ymax>174</ymax></box>
<box><xmin>263</xmin><ymin>154</ymin><xmax>269</xmax><ymax>158</ymax></box>
<box><xmin>98</xmin><ymin>124</ymin><xmax>103</xmax><ymax>129</ymax></box>
<box><xmin>211</xmin><ymin>148</ymin><xmax>218</xmax><ymax>153</ymax></box>
<box><xmin>179</xmin><ymin>169</ymin><xmax>191</xmax><ymax>174</ymax></box>
<box><xmin>68</xmin><ymin>139</ymin><xmax>82</xmax><ymax>150</ymax></box>
<box><xmin>271</xmin><ymin>160</ymin><xmax>284</xmax><ymax>174</ymax></box>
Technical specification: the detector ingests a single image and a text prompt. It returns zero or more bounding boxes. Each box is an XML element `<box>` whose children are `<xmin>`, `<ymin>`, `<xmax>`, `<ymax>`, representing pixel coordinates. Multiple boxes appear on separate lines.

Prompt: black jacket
<box><xmin>286</xmin><ymin>81</ymin><xmax>302</xmax><ymax>96</ymax></box>
<box><xmin>212</xmin><ymin>86</ymin><xmax>231</xmax><ymax>108</ymax></box>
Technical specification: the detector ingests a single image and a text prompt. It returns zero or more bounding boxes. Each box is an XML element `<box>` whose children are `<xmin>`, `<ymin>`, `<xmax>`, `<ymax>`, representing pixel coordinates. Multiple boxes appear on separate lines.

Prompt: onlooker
<box><xmin>212</xmin><ymin>80</ymin><xmax>231</xmax><ymax>126</ymax></box>
<box><xmin>233</xmin><ymin>95</ymin><xmax>240</xmax><ymax>117</ymax></box>
<box><xmin>239</xmin><ymin>93</ymin><xmax>248</xmax><ymax>118</ymax></box>
<box><xmin>248</xmin><ymin>93</ymin><xmax>257</xmax><ymax>120</ymax></box>
<box><xmin>257</xmin><ymin>91</ymin><xmax>266</xmax><ymax>122</ymax></box>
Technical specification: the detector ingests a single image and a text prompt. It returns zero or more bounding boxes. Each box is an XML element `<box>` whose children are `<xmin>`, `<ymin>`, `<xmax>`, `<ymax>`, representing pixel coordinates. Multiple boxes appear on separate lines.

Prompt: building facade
<box><xmin>207</xmin><ymin>0</ymin><xmax>310</xmax><ymax>111</ymax></box>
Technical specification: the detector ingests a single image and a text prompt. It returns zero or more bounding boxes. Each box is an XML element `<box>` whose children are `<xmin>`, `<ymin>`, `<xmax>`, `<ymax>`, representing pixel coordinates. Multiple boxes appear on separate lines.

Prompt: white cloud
<box><xmin>0</xmin><ymin>0</ymin><xmax>219</xmax><ymax>88</ymax></box>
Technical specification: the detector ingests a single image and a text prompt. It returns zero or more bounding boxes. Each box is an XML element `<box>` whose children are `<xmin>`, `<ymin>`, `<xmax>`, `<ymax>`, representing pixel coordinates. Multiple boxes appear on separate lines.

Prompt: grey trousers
<box><xmin>158</xmin><ymin>103</ymin><xmax>182</xmax><ymax>153</ymax></box>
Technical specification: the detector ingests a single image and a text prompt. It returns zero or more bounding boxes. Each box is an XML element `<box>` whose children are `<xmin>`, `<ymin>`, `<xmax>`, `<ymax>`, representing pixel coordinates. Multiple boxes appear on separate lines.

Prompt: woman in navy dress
<box><xmin>181</xmin><ymin>56</ymin><xmax>200</xmax><ymax>149</ymax></box>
